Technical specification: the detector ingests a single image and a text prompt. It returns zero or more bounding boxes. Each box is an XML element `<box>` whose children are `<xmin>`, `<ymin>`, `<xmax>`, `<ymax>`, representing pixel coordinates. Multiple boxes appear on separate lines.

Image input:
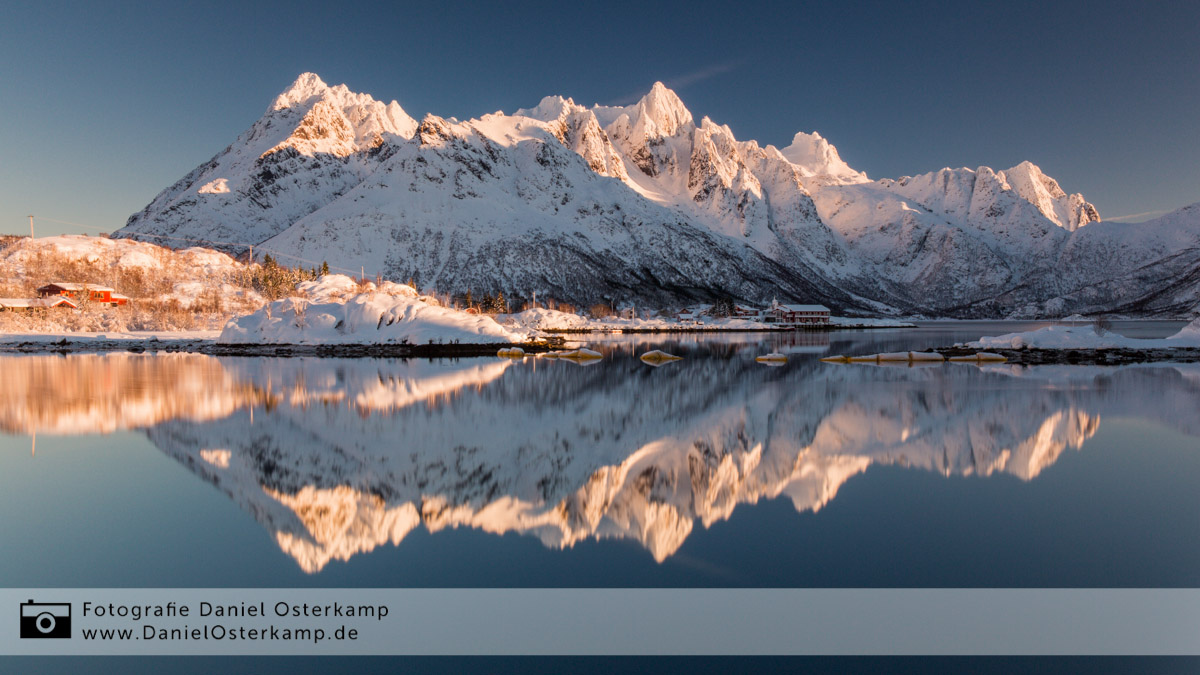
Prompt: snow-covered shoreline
<box><xmin>497</xmin><ymin>307</ymin><xmax>914</xmax><ymax>333</ymax></box>
<box><xmin>966</xmin><ymin>319</ymin><xmax>1200</xmax><ymax>350</ymax></box>
<box><xmin>0</xmin><ymin>330</ymin><xmax>221</xmax><ymax>344</ymax></box>
<box><xmin>218</xmin><ymin>276</ymin><xmax>528</xmax><ymax>345</ymax></box>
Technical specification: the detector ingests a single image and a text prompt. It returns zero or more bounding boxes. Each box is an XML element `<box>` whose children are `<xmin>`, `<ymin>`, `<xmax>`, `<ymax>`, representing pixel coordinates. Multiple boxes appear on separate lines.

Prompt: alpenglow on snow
<box><xmin>118</xmin><ymin>73</ymin><xmax>1200</xmax><ymax>318</ymax></box>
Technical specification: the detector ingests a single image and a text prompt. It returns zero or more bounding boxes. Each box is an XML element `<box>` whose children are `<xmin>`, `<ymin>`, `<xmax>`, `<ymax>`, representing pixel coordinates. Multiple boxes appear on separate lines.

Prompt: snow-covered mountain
<box><xmin>119</xmin><ymin>74</ymin><xmax>1200</xmax><ymax>317</ymax></box>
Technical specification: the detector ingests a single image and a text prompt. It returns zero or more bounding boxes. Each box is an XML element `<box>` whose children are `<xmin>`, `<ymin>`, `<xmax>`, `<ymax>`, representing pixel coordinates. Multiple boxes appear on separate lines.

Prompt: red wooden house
<box><xmin>37</xmin><ymin>282</ymin><xmax>130</xmax><ymax>306</ymax></box>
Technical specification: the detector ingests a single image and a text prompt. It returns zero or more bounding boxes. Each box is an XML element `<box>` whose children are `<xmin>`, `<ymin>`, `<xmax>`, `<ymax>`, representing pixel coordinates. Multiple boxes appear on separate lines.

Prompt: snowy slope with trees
<box><xmin>118</xmin><ymin>74</ymin><xmax>1200</xmax><ymax>318</ymax></box>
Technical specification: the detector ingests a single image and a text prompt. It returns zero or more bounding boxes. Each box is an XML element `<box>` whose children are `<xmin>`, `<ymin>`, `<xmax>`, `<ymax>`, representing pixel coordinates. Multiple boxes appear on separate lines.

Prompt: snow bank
<box><xmin>1168</xmin><ymin>317</ymin><xmax>1200</xmax><ymax>342</ymax></box>
<box><xmin>500</xmin><ymin>308</ymin><xmax>592</xmax><ymax>331</ymax></box>
<box><xmin>971</xmin><ymin>319</ymin><xmax>1200</xmax><ymax>350</ymax></box>
<box><xmin>218</xmin><ymin>275</ymin><xmax>527</xmax><ymax>345</ymax></box>
<box><xmin>295</xmin><ymin>274</ymin><xmax>367</xmax><ymax>303</ymax></box>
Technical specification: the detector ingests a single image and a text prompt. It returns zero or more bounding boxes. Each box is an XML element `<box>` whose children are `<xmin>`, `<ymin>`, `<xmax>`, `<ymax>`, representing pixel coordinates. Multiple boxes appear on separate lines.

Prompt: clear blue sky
<box><xmin>2</xmin><ymin>0</ymin><xmax>1197</xmax><ymax>236</ymax></box>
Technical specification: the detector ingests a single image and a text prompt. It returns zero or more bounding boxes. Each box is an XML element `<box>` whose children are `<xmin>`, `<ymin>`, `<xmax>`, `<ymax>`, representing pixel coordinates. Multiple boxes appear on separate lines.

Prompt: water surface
<box><xmin>2</xmin><ymin>322</ymin><xmax>1197</xmax><ymax>587</ymax></box>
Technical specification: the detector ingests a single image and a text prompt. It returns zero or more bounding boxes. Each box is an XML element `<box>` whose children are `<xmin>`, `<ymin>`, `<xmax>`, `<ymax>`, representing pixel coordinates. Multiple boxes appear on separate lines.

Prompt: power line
<box><xmin>34</xmin><ymin>216</ymin><xmax>109</xmax><ymax>232</ymax></box>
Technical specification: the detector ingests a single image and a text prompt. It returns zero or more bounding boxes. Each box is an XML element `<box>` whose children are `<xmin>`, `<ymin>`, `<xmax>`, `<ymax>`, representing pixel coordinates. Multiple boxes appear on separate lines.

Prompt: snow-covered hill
<box><xmin>118</xmin><ymin>74</ymin><xmax>1200</xmax><ymax>317</ymax></box>
<box><xmin>218</xmin><ymin>274</ymin><xmax>527</xmax><ymax>345</ymax></box>
<box><xmin>0</xmin><ymin>234</ymin><xmax>263</xmax><ymax>331</ymax></box>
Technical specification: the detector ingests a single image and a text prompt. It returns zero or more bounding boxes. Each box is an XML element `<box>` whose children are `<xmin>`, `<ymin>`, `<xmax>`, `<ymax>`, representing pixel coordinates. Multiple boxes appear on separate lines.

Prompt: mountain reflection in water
<box><xmin>3</xmin><ymin>351</ymin><xmax>1198</xmax><ymax>573</ymax></box>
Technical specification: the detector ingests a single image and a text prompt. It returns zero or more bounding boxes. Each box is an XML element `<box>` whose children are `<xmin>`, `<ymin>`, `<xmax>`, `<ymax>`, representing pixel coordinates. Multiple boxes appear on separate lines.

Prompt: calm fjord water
<box><xmin>2</xmin><ymin>322</ymin><xmax>1197</xmax><ymax>587</ymax></box>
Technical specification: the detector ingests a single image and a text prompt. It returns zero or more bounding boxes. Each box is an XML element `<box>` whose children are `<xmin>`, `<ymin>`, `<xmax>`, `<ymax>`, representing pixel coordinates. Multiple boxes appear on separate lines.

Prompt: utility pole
<box><xmin>28</xmin><ymin>215</ymin><xmax>34</xmax><ymax>239</ymax></box>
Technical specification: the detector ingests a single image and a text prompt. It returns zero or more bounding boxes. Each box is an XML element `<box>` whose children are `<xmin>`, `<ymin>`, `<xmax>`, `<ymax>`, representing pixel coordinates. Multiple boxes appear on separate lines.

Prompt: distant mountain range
<box><xmin>117</xmin><ymin>74</ymin><xmax>1200</xmax><ymax>317</ymax></box>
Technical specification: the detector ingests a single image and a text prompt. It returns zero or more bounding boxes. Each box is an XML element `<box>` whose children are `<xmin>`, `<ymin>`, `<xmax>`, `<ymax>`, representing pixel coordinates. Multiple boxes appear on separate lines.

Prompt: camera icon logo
<box><xmin>20</xmin><ymin>600</ymin><xmax>72</xmax><ymax>639</ymax></box>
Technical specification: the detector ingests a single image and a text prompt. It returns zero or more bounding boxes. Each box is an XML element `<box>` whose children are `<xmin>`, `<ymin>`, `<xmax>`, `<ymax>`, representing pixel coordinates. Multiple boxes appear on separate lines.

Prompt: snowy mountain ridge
<box><xmin>119</xmin><ymin>73</ymin><xmax>1200</xmax><ymax>317</ymax></box>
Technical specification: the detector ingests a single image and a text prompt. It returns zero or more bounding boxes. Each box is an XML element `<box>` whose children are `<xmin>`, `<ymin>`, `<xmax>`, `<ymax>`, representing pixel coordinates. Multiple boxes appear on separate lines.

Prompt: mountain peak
<box><xmin>265</xmin><ymin>73</ymin><xmax>416</xmax><ymax>142</ymax></box>
<box><xmin>1000</xmin><ymin>161</ymin><xmax>1099</xmax><ymax>230</ymax></box>
<box><xmin>514</xmin><ymin>95</ymin><xmax>578</xmax><ymax>122</ymax></box>
<box><xmin>270</xmin><ymin>72</ymin><xmax>333</xmax><ymax>113</ymax></box>
<box><xmin>779</xmin><ymin>131</ymin><xmax>867</xmax><ymax>184</ymax></box>
<box><xmin>1004</xmin><ymin>160</ymin><xmax>1063</xmax><ymax>195</ymax></box>
<box><xmin>633</xmin><ymin>81</ymin><xmax>693</xmax><ymax>137</ymax></box>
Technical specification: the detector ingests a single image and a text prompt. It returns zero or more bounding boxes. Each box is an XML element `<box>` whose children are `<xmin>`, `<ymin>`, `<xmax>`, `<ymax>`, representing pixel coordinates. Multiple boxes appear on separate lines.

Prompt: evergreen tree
<box><xmin>711</xmin><ymin>296</ymin><xmax>736</xmax><ymax>318</ymax></box>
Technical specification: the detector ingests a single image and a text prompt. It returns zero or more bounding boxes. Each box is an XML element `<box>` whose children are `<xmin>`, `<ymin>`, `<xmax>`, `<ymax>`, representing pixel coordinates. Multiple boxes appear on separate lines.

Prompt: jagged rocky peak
<box><xmin>688</xmin><ymin>118</ymin><xmax>743</xmax><ymax>189</ymax></box>
<box><xmin>262</xmin><ymin>99</ymin><xmax>357</xmax><ymax>158</ymax></box>
<box><xmin>881</xmin><ymin>162</ymin><xmax>1100</xmax><ymax>234</ymax></box>
<box><xmin>779</xmin><ymin>131</ymin><xmax>868</xmax><ymax>184</ymax></box>
<box><xmin>269</xmin><ymin>72</ymin><xmax>334</xmax><ymax>112</ymax></box>
<box><xmin>632</xmin><ymin>81</ymin><xmax>695</xmax><ymax>138</ymax></box>
<box><xmin>514</xmin><ymin>95</ymin><xmax>628</xmax><ymax>179</ymax></box>
<box><xmin>1001</xmin><ymin>160</ymin><xmax>1099</xmax><ymax>231</ymax></box>
<box><xmin>416</xmin><ymin>113</ymin><xmax>457</xmax><ymax>145</ymax></box>
<box><xmin>601</xmin><ymin>81</ymin><xmax>695</xmax><ymax>142</ymax></box>
<box><xmin>267</xmin><ymin>72</ymin><xmax>418</xmax><ymax>143</ymax></box>
<box><xmin>600</xmin><ymin>82</ymin><xmax>697</xmax><ymax>178</ymax></box>
<box><xmin>560</xmin><ymin>111</ymin><xmax>628</xmax><ymax>179</ymax></box>
<box><xmin>515</xmin><ymin>95</ymin><xmax>578</xmax><ymax>122</ymax></box>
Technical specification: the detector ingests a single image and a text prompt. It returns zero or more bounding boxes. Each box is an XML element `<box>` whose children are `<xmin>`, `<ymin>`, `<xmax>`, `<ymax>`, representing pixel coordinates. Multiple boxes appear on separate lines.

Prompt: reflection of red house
<box><xmin>37</xmin><ymin>282</ymin><xmax>130</xmax><ymax>306</ymax></box>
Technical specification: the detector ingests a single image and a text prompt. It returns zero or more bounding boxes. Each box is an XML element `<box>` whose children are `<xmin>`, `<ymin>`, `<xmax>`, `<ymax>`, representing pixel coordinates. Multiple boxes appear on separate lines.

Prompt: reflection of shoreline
<box><xmin>0</xmin><ymin>354</ymin><xmax>266</xmax><ymax>435</ymax></box>
<box><xmin>5</xmin><ymin>353</ymin><xmax>1197</xmax><ymax>572</ymax></box>
<box><xmin>588</xmin><ymin>331</ymin><xmax>832</xmax><ymax>355</ymax></box>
